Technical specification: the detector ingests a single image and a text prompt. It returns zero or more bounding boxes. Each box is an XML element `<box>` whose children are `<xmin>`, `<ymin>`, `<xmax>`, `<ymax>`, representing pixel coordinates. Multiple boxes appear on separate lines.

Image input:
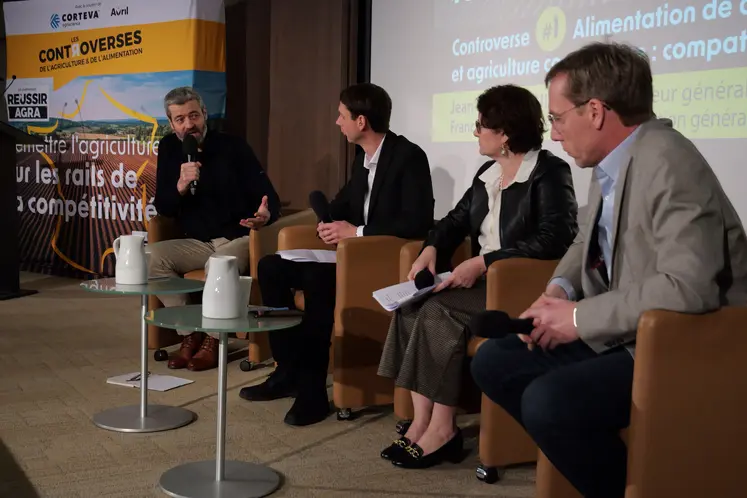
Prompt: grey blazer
<box><xmin>552</xmin><ymin>118</ymin><xmax>747</xmax><ymax>355</ymax></box>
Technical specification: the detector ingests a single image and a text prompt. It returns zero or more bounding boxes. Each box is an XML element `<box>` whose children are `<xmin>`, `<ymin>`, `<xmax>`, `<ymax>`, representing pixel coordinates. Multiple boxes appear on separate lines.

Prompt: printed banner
<box><xmin>4</xmin><ymin>0</ymin><xmax>226</xmax><ymax>277</ymax></box>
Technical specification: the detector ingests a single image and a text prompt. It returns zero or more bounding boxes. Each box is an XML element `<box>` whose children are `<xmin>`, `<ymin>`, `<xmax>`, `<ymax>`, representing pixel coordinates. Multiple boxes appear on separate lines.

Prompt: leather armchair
<box><xmin>275</xmin><ymin>225</ymin><xmax>412</xmax><ymax>420</ymax></box>
<box><xmin>536</xmin><ymin>306</ymin><xmax>747</xmax><ymax>498</ymax></box>
<box><xmin>393</xmin><ymin>243</ymin><xmax>558</xmax><ymax>484</ymax></box>
<box><xmin>146</xmin><ymin>209</ymin><xmax>318</xmax><ymax>366</ymax></box>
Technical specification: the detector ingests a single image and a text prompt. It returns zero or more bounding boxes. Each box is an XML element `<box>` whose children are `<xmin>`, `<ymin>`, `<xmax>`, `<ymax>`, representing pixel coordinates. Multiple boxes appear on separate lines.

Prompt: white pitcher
<box><xmin>202</xmin><ymin>255</ymin><xmax>241</xmax><ymax>319</ymax></box>
<box><xmin>113</xmin><ymin>234</ymin><xmax>148</xmax><ymax>285</ymax></box>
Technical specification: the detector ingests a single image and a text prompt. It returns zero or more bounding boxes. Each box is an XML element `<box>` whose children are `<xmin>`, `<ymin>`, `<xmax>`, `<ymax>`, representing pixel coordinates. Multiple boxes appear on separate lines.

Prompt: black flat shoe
<box><xmin>380</xmin><ymin>437</ymin><xmax>411</xmax><ymax>461</ymax></box>
<box><xmin>391</xmin><ymin>430</ymin><xmax>464</xmax><ymax>469</ymax></box>
<box><xmin>395</xmin><ymin>419</ymin><xmax>412</xmax><ymax>436</ymax></box>
<box><xmin>239</xmin><ymin>370</ymin><xmax>297</xmax><ymax>401</ymax></box>
<box><xmin>283</xmin><ymin>392</ymin><xmax>330</xmax><ymax>427</ymax></box>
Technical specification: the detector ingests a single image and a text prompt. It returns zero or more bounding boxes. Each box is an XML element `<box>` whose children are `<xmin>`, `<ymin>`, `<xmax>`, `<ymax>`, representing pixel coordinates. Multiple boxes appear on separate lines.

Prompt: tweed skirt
<box><xmin>377</xmin><ymin>280</ymin><xmax>487</xmax><ymax>406</ymax></box>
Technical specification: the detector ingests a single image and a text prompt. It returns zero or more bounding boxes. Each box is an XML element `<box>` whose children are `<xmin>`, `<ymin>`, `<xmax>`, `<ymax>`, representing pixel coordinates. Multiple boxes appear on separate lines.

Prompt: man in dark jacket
<box><xmin>150</xmin><ymin>86</ymin><xmax>281</xmax><ymax>372</ymax></box>
<box><xmin>240</xmin><ymin>83</ymin><xmax>435</xmax><ymax>427</ymax></box>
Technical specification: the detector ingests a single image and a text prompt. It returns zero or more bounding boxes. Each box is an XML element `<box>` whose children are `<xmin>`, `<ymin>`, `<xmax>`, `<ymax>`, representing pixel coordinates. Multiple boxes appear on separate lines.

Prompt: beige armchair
<box><xmin>536</xmin><ymin>306</ymin><xmax>747</xmax><ymax>498</ymax></box>
<box><xmin>146</xmin><ymin>209</ymin><xmax>318</xmax><ymax>366</ymax></box>
<box><xmin>274</xmin><ymin>225</ymin><xmax>412</xmax><ymax>420</ymax></box>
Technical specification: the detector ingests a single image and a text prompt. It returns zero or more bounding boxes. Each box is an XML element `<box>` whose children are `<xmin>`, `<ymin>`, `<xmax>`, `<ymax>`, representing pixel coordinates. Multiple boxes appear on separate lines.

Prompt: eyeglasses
<box><xmin>547</xmin><ymin>100</ymin><xmax>590</xmax><ymax>126</ymax></box>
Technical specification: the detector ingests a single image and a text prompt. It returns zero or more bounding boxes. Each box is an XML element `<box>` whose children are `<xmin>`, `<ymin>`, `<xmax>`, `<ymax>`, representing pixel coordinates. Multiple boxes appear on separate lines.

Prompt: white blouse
<box><xmin>477</xmin><ymin>149</ymin><xmax>541</xmax><ymax>256</ymax></box>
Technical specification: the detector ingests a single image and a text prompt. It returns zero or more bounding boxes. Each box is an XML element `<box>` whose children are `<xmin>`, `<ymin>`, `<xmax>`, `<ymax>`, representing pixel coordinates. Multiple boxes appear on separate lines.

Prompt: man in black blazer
<box><xmin>240</xmin><ymin>83</ymin><xmax>434</xmax><ymax>426</ymax></box>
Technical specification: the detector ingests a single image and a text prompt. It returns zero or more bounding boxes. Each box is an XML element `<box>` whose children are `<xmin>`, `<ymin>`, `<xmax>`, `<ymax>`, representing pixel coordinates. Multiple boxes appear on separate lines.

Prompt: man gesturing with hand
<box><xmin>149</xmin><ymin>86</ymin><xmax>281</xmax><ymax>372</ymax></box>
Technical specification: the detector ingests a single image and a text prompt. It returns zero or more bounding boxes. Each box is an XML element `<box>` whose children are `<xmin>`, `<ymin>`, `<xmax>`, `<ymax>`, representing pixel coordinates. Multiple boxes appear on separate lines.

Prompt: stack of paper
<box><xmin>106</xmin><ymin>372</ymin><xmax>194</xmax><ymax>392</ymax></box>
<box><xmin>276</xmin><ymin>249</ymin><xmax>337</xmax><ymax>264</ymax></box>
<box><xmin>373</xmin><ymin>272</ymin><xmax>452</xmax><ymax>312</ymax></box>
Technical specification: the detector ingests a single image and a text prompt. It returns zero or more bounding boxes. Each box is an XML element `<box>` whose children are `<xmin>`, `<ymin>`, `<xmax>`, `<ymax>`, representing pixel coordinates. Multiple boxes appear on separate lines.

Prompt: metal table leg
<box><xmin>93</xmin><ymin>295</ymin><xmax>196</xmax><ymax>433</ymax></box>
<box><xmin>159</xmin><ymin>333</ymin><xmax>281</xmax><ymax>498</ymax></box>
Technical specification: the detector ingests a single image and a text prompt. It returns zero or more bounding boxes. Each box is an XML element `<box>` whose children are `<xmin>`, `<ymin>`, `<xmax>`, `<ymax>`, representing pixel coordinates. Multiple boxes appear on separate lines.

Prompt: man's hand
<box><xmin>177</xmin><ymin>161</ymin><xmax>201</xmax><ymax>195</ymax></box>
<box><xmin>318</xmin><ymin>220</ymin><xmax>357</xmax><ymax>245</ymax></box>
<box><xmin>433</xmin><ymin>256</ymin><xmax>486</xmax><ymax>292</ymax></box>
<box><xmin>519</xmin><ymin>295</ymin><xmax>579</xmax><ymax>350</ymax></box>
<box><xmin>240</xmin><ymin>196</ymin><xmax>271</xmax><ymax>230</ymax></box>
<box><xmin>408</xmin><ymin>246</ymin><xmax>437</xmax><ymax>281</ymax></box>
<box><xmin>525</xmin><ymin>282</ymin><xmax>570</xmax><ymax>311</ymax></box>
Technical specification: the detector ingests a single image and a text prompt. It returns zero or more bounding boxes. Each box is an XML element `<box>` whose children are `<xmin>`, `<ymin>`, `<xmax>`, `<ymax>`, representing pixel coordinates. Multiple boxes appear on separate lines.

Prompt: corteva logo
<box><xmin>50</xmin><ymin>10</ymin><xmax>100</xmax><ymax>29</ymax></box>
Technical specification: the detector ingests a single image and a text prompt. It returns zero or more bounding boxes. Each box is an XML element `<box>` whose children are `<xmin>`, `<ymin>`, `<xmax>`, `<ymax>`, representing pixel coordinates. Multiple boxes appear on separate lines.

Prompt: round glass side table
<box><xmin>146</xmin><ymin>304</ymin><xmax>302</xmax><ymax>498</ymax></box>
<box><xmin>80</xmin><ymin>277</ymin><xmax>205</xmax><ymax>433</ymax></box>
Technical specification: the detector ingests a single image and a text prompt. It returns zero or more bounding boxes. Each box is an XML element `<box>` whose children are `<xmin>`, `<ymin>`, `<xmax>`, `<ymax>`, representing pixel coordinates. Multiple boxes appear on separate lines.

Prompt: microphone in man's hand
<box><xmin>414</xmin><ymin>268</ymin><xmax>435</xmax><ymax>290</ymax></box>
<box><xmin>309</xmin><ymin>190</ymin><xmax>333</xmax><ymax>223</ymax></box>
<box><xmin>182</xmin><ymin>134</ymin><xmax>199</xmax><ymax>195</ymax></box>
<box><xmin>469</xmin><ymin>310</ymin><xmax>534</xmax><ymax>339</ymax></box>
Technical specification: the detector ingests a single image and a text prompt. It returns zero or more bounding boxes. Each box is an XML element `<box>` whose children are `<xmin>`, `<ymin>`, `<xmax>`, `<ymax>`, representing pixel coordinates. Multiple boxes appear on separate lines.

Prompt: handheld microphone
<box><xmin>182</xmin><ymin>134</ymin><xmax>199</xmax><ymax>195</ymax></box>
<box><xmin>308</xmin><ymin>190</ymin><xmax>333</xmax><ymax>223</ymax></box>
<box><xmin>414</xmin><ymin>268</ymin><xmax>435</xmax><ymax>290</ymax></box>
<box><xmin>469</xmin><ymin>310</ymin><xmax>534</xmax><ymax>339</ymax></box>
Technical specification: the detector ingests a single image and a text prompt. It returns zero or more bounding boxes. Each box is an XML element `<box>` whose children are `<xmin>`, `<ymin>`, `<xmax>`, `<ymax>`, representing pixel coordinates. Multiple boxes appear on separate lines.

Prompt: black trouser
<box><xmin>469</xmin><ymin>314</ymin><xmax>634</xmax><ymax>498</ymax></box>
<box><xmin>257</xmin><ymin>254</ymin><xmax>337</xmax><ymax>392</ymax></box>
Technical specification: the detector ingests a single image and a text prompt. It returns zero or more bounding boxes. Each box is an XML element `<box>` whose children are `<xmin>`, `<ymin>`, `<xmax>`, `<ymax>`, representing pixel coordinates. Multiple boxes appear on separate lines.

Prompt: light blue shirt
<box><xmin>552</xmin><ymin>127</ymin><xmax>641</xmax><ymax>301</ymax></box>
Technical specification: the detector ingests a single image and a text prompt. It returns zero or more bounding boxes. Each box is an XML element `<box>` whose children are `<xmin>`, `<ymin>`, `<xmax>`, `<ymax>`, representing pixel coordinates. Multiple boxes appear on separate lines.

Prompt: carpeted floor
<box><xmin>0</xmin><ymin>273</ymin><xmax>536</xmax><ymax>498</ymax></box>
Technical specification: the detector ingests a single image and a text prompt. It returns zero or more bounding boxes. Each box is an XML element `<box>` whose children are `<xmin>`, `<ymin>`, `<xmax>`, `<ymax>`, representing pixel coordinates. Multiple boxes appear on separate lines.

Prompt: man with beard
<box><xmin>149</xmin><ymin>86</ymin><xmax>281</xmax><ymax>372</ymax></box>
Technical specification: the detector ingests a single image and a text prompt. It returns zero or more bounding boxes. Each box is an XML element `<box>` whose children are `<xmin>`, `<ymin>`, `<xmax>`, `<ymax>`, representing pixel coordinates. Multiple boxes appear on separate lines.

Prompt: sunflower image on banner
<box><xmin>4</xmin><ymin>0</ymin><xmax>226</xmax><ymax>278</ymax></box>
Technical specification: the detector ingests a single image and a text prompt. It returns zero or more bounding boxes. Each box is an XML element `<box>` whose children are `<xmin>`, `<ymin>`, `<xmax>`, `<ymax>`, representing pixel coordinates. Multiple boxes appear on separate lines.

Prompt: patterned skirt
<box><xmin>377</xmin><ymin>280</ymin><xmax>487</xmax><ymax>406</ymax></box>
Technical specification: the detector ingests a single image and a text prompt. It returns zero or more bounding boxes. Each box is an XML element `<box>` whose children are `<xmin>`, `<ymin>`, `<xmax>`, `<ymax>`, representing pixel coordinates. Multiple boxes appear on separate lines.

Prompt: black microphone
<box><xmin>182</xmin><ymin>134</ymin><xmax>198</xmax><ymax>195</ymax></box>
<box><xmin>2</xmin><ymin>75</ymin><xmax>17</xmax><ymax>95</ymax></box>
<box><xmin>469</xmin><ymin>310</ymin><xmax>534</xmax><ymax>339</ymax></box>
<box><xmin>414</xmin><ymin>268</ymin><xmax>435</xmax><ymax>290</ymax></box>
<box><xmin>308</xmin><ymin>190</ymin><xmax>333</xmax><ymax>223</ymax></box>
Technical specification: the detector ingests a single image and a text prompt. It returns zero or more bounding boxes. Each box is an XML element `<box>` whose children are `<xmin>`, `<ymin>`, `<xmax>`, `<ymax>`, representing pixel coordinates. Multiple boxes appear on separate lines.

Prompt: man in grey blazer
<box><xmin>470</xmin><ymin>42</ymin><xmax>747</xmax><ymax>498</ymax></box>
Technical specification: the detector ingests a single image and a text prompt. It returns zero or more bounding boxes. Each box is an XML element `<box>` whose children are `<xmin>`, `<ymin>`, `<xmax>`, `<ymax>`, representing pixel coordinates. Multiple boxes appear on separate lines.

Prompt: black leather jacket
<box><xmin>425</xmin><ymin>149</ymin><xmax>579</xmax><ymax>271</ymax></box>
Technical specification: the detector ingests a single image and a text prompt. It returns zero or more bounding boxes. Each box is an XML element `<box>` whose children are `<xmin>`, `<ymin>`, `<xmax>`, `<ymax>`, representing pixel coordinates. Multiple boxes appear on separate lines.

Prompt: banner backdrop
<box><xmin>4</xmin><ymin>0</ymin><xmax>226</xmax><ymax>278</ymax></box>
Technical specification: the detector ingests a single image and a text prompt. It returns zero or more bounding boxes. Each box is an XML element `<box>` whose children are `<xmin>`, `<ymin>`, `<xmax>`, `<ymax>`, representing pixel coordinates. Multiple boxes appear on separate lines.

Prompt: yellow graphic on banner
<box><xmin>7</xmin><ymin>18</ymin><xmax>226</xmax><ymax>90</ymax></box>
<box><xmin>432</xmin><ymin>67</ymin><xmax>747</xmax><ymax>142</ymax></box>
<box><xmin>27</xmin><ymin>121</ymin><xmax>59</xmax><ymax>134</ymax></box>
<box><xmin>60</xmin><ymin>80</ymin><xmax>92</xmax><ymax>118</ymax></box>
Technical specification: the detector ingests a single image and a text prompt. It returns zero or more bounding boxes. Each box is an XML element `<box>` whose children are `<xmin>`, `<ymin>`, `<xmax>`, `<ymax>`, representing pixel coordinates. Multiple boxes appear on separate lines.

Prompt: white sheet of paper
<box><xmin>276</xmin><ymin>249</ymin><xmax>337</xmax><ymax>264</ymax></box>
<box><xmin>106</xmin><ymin>372</ymin><xmax>194</xmax><ymax>392</ymax></box>
<box><xmin>372</xmin><ymin>272</ymin><xmax>452</xmax><ymax>311</ymax></box>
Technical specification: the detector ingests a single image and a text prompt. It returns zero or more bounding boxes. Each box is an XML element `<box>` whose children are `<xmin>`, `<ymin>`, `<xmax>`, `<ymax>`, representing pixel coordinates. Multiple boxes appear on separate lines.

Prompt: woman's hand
<box><xmin>408</xmin><ymin>246</ymin><xmax>437</xmax><ymax>280</ymax></box>
<box><xmin>433</xmin><ymin>256</ymin><xmax>486</xmax><ymax>292</ymax></box>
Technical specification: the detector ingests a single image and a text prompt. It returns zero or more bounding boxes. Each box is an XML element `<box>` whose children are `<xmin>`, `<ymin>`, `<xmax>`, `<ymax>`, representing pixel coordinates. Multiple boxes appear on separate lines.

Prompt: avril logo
<box><xmin>111</xmin><ymin>7</ymin><xmax>129</xmax><ymax>16</ymax></box>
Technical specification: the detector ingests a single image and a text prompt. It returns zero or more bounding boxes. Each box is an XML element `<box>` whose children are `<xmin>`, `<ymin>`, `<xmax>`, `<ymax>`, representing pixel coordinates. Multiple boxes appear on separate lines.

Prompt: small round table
<box><xmin>80</xmin><ymin>277</ymin><xmax>205</xmax><ymax>433</ymax></box>
<box><xmin>145</xmin><ymin>304</ymin><xmax>301</xmax><ymax>498</ymax></box>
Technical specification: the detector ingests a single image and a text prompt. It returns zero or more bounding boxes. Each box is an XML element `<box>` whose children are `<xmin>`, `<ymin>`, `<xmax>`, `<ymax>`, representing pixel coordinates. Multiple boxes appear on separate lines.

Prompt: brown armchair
<box><xmin>536</xmin><ymin>306</ymin><xmax>747</xmax><ymax>498</ymax></box>
<box><xmin>274</xmin><ymin>225</ymin><xmax>412</xmax><ymax>420</ymax></box>
<box><xmin>146</xmin><ymin>209</ymin><xmax>318</xmax><ymax>365</ymax></box>
<box><xmin>393</xmin><ymin>244</ymin><xmax>559</xmax><ymax>484</ymax></box>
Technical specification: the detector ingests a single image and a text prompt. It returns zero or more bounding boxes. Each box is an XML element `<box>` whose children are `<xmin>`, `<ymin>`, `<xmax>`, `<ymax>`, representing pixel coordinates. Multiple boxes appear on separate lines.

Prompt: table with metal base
<box><xmin>146</xmin><ymin>304</ymin><xmax>302</xmax><ymax>498</ymax></box>
<box><xmin>80</xmin><ymin>277</ymin><xmax>205</xmax><ymax>433</ymax></box>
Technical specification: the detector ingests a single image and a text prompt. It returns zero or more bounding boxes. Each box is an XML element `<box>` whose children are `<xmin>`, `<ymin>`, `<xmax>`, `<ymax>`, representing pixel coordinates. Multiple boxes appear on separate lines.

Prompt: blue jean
<box><xmin>470</xmin><ymin>332</ymin><xmax>634</xmax><ymax>498</ymax></box>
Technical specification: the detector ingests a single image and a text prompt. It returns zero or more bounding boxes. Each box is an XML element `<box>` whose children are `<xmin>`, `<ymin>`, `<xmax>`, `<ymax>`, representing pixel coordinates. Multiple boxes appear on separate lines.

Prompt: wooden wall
<box><xmin>224</xmin><ymin>0</ymin><xmax>363</xmax><ymax>210</ymax></box>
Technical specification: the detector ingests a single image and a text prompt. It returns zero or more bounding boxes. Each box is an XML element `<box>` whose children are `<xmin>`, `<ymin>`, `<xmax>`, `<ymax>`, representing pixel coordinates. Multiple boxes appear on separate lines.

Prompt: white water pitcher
<box><xmin>113</xmin><ymin>234</ymin><xmax>148</xmax><ymax>285</ymax></box>
<box><xmin>202</xmin><ymin>255</ymin><xmax>242</xmax><ymax>319</ymax></box>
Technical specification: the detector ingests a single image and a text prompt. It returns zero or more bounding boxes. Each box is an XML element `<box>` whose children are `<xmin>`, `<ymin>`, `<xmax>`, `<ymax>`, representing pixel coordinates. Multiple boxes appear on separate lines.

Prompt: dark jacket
<box><xmin>329</xmin><ymin>131</ymin><xmax>434</xmax><ymax>239</ymax></box>
<box><xmin>154</xmin><ymin>130</ymin><xmax>281</xmax><ymax>242</ymax></box>
<box><xmin>425</xmin><ymin>149</ymin><xmax>578</xmax><ymax>271</ymax></box>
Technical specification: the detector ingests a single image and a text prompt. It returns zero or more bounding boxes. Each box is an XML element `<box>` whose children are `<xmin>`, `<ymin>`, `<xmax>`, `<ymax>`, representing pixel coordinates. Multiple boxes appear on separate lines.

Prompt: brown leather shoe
<box><xmin>187</xmin><ymin>335</ymin><xmax>219</xmax><ymax>371</ymax></box>
<box><xmin>168</xmin><ymin>332</ymin><xmax>205</xmax><ymax>369</ymax></box>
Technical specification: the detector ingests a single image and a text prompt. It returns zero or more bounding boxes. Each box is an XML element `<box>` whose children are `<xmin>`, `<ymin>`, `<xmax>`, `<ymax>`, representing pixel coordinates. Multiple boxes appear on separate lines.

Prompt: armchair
<box><xmin>274</xmin><ymin>225</ymin><xmax>412</xmax><ymax>420</ymax></box>
<box><xmin>536</xmin><ymin>306</ymin><xmax>747</xmax><ymax>498</ymax></box>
